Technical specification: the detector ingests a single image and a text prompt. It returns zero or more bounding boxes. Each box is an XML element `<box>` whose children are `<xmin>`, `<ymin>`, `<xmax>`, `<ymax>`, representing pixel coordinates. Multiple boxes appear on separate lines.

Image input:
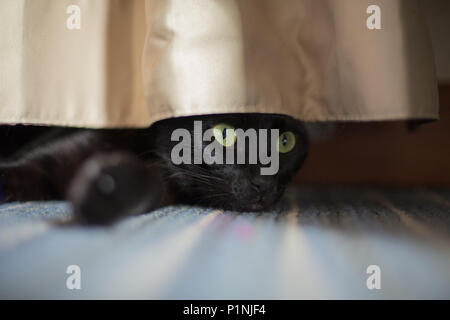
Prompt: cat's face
<box><xmin>152</xmin><ymin>114</ymin><xmax>308</xmax><ymax>211</ymax></box>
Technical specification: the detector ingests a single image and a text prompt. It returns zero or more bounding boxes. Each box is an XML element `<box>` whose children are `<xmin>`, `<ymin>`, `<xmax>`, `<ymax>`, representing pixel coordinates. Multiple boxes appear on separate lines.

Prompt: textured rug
<box><xmin>0</xmin><ymin>186</ymin><xmax>449</xmax><ymax>299</ymax></box>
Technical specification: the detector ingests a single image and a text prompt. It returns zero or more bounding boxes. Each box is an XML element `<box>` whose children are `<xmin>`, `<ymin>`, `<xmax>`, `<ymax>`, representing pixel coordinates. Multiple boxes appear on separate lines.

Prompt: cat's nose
<box><xmin>250</xmin><ymin>181</ymin><xmax>261</xmax><ymax>192</ymax></box>
<box><xmin>250</xmin><ymin>176</ymin><xmax>268</xmax><ymax>192</ymax></box>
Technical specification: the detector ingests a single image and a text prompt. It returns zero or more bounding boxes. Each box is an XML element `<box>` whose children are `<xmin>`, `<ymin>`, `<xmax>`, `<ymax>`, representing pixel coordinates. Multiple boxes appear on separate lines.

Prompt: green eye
<box><xmin>213</xmin><ymin>123</ymin><xmax>236</xmax><ymax>147</ymax></box>
<box><xmin>278</xmin><ymin>131</ymin><xmax>296</xmax><ymax>153</ymax></box>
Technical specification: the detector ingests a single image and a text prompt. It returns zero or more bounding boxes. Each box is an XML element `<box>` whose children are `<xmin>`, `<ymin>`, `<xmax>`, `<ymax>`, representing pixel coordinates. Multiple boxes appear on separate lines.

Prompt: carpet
<box><xmin>0</xmin><ymin>186</ymin><xmax>449</xmax><ymax>299</ymax></box>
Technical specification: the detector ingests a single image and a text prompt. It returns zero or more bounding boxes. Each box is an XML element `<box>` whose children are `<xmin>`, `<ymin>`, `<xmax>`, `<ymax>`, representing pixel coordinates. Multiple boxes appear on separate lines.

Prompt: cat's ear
<box><xmin>289</xmin><ymin>119</ymin><xmax>309</xmax><ymax>161</ymax></box>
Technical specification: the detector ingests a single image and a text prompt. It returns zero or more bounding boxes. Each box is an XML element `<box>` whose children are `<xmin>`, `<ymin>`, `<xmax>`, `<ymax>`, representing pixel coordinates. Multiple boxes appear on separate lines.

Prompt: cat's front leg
<box><xmin>0</xmin><ymin>162</ymin><xmax>57</xmax><ymax>203</ymax></box>
<box><xmin>68</xmin><ymin>152</ymin><xmax>165</xmax><ymax>225</ymax></box>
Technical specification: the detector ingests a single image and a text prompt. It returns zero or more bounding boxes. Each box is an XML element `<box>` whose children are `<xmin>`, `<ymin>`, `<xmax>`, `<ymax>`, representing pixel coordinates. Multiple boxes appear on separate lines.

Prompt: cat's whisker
<box><xmin>165</xmin><ymin>165</ymin><xmax>225</xmax><ymax>184</ymax></box>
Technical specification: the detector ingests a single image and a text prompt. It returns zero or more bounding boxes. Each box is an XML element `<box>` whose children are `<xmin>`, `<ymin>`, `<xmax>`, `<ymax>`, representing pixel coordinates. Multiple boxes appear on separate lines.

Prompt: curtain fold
<box><xmin>0</xmin><ymin>0</ymin><xmax>439</xmax><ymax>128</ymax></box>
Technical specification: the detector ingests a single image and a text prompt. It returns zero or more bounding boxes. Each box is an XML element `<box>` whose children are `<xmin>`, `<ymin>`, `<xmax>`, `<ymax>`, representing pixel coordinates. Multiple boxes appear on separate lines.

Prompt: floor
<box><xmin>0</xmin><ymin>186</ymin><xmax>449</xmax><ymax>299</ymax></box>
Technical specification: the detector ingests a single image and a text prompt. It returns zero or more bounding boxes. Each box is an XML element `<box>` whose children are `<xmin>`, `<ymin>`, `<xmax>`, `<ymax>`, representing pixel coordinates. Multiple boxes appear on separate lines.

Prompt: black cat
<box><xmin>0</xmin><ymin>114</ymin><xmax>308</xmax><ymax>225</ymax></box>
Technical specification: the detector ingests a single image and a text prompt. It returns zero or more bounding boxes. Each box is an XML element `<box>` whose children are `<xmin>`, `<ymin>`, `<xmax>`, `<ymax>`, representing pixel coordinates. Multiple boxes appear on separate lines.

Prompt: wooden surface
<box><xmin>296</xmin><ymin>86</ymin><xmax>450</xmax><ymax>186</ymax></box>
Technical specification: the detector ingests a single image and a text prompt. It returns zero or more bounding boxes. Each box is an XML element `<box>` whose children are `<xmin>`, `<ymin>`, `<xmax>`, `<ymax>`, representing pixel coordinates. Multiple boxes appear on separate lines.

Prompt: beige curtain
<box><xmin>0</xmin><ymin>0</ymin><xmax>439</xmax><ymax>128</ymax></box>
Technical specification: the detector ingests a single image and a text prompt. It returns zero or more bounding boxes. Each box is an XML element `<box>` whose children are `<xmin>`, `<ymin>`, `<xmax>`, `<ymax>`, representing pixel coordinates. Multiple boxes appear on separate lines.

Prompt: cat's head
<box><xmin>151</xmin><ymin>114</ymin><xmax>308</xmax><ymax>211</ymax></box>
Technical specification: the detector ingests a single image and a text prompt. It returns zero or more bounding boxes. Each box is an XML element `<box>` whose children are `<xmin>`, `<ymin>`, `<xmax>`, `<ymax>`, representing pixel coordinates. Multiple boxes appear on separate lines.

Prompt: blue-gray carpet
<box><xmin>0</xmin><ymin>187</ymin><xmax>449</xmax><ymax>299</ymax></box>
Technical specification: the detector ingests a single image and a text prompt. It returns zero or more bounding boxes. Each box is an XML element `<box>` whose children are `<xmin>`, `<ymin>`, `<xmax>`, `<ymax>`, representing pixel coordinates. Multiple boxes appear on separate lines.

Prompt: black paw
<box><xmin>68</xmin><ymin>153</ymin><xmax>164</xmax><ymax>225</ymax></box>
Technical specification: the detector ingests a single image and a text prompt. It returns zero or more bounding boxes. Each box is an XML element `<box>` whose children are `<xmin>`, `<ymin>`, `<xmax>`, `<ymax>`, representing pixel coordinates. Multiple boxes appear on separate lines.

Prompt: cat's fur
<box><xmin>0</xmin><ymin>114</ymin><xmax>308</xmax><ymax>225</ymax></box>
